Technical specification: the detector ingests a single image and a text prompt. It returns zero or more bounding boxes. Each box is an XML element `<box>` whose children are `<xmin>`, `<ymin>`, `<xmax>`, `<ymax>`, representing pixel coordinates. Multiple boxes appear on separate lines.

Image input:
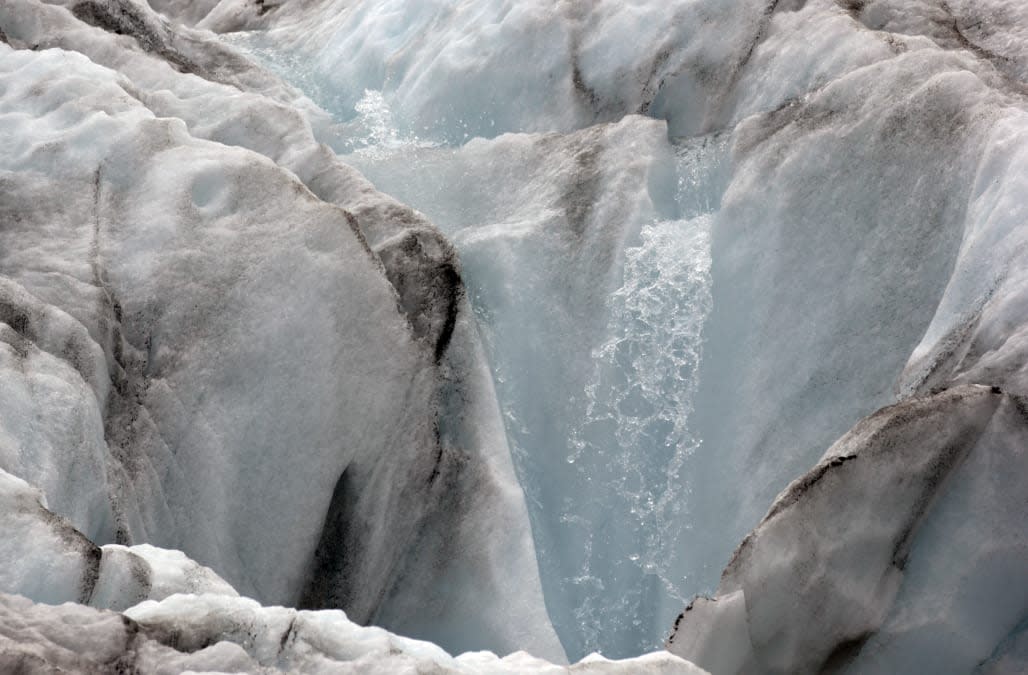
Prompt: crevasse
<box><xmin>0</xmin><ymin>0</ymin><xmax>1026</xmax><ymax>673</ymax></box>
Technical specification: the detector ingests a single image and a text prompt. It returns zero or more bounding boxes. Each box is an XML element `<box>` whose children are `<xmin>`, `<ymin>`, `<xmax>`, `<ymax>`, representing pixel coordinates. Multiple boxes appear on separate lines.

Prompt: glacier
<box><xmin>0</xmin><ymin>0</ymin><xmax>1027</xmax><ymax>673</ymax></box>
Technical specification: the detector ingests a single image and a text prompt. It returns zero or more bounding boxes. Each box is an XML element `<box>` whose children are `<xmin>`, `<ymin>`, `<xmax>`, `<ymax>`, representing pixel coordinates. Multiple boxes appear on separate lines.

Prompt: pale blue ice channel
<box><xmin>230</xmin><ymin>35</ymin><xmax>732</xmax><ymax>657</ymax></box>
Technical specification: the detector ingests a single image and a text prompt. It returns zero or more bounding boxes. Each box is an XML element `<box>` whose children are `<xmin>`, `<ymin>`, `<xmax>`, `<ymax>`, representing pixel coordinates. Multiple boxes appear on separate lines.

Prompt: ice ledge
<box><xmin>0</xmin><ymin>465</ymin><xmax>705</xmax><ymax>673</ymax></box>
<box><xmin>0</xmin><ymin>591</ymin><xmax>708</xmax><ymax>674</ymax></box>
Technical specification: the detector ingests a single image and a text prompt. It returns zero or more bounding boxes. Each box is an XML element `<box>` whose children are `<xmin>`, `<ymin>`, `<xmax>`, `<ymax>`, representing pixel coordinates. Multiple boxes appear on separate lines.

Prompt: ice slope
<box><xmin>213</xmin><ymin>0</ymin><xmax>1028</xmax><ymax>665</ymax></box>
<box><xmin>0</xmin><ymin>0</ymin><xmax>564</xmax><ymax>661</ymax></box>
<box><xmin>663</xmin><ymin>3</ymin><xmax>1028</xmax><ymax>671</ymax></box>
<box><xmin>668</xmin><ymin>385</ymin><xmax>1028</xmax><ymax>674</ymax></box>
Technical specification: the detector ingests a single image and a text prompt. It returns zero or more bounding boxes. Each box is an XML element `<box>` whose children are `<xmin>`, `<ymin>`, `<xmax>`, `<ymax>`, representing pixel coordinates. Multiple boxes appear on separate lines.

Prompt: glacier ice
<box><xmin>667</xmin><ymin>384</ymin><xmax>1022</xmax><ymax>673</ymax></box>
<box><xmin>0</xmin><ymin>461</ymin><xmax>702</xmax><ymax>672</ymax></box>
<box><xmin>0</xmin><ymin>0</ymin><xmax>565</xmax><ymax>663</ymax></box>
<box><xmin>1</xmin><ymin>0</ymin><xmax>1027</xmax><ymax>671</ymax></box>
<box><xmin>332</xmin><ymin>115</ymin><xmax>727</xmax><ymax>658</ymax></box>
<box><xmin>0</xmin><ymin>591</ymin><xmax>707</xmax><ymax>674</ymax></box>
<box><xmin>0</xmin><ymin>466</ymin><xmax>236</xmax><ymax>610</ymax></box>
<box><xmin>236</xmin><ymin>0</ymin><xmax>1028</xmax><ymax>666</ymax></box>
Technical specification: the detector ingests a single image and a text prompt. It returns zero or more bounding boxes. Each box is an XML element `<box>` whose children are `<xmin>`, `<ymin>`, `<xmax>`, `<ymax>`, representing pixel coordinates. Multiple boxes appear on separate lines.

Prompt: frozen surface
<box><xmin>668</xmin><ymin>385</ymin><xmax>1028</xmax><ymax>674</ymax></box>
<box><xmin>0</xmin><ymin>455</ymin><xmax>700</xmax><ymax>672</ymax></box>
<box><xmin>2</xmin><ymin>0</ymin><xmax>1028</xmax><ymax>670</ymax></box>
<box><xmin>0</xmin><ymin>466</ymin><xmax>235</xmax><ymax>610</ymax></box>
<box><xmin>335</xmin><ymin>114</ymin><xmax>725</xmax><ymax>657</ymax></box>
<box><xmin>207</xmin><ymin>0</ymin><xmax>1028</xmax><ymax>664</ymax></box>
<box><xmin>0</xmin><ymin>592</ymin><xmax>707</xmax><ymax>675</ymax></box>
<box><xmin>0</xmin><ymin>0</ymin><xmax>562</xmax><ymax>662</ymax></box>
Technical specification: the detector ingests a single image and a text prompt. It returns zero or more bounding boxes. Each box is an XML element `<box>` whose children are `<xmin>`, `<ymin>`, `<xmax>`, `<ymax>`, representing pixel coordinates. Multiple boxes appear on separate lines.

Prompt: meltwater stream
<box><xmin>237</xmin><ymin>30</ymin><xmax>732</xmax><ymax>655</ymax></box>
<box><xmin>326</xmin><ymin>96</ymin><xmax>733</xmax><ymax>659</ymax></box>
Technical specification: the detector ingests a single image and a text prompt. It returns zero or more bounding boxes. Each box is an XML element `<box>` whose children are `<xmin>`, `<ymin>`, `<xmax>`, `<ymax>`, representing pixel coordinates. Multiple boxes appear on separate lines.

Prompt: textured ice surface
<box><xmin>221</xmin><ymin>0</ymin><xmax>841</xmax><ymax>142</ymax></box>
<box><xmin>0</xmin><ymin>464</ymin><xmax>700</xmax><ymax>673</ymax></box>
<box><xmin>332</xmin><ymin>113</ymin><xmax>725</xmax><ymax>657</ymax></box>
<box><xmin>0</xmin><ymin>0</ymin><xmax>563</xmax><ymax>662</ymax></box>
<box><xmin>211</xmin><ymin>0</ymin><xmax>1028</xmax><ymax>665</ymax></box>
<box><xmin>3</xmin><ymin>0</ymin><xmax>1028</xmax><ymax>670</ymax></box>
<box><xmin>667</xmin><ymin>385</ymin><xmax>1026</xmax><ymax>673</ymax></box>
<box><xmin>0</xmin><ymin>466</ymin><xmax>236</xmax><ymax>610</ymax></box>
<box><xmin>0</xmin><ymin>592</ymin><xmax>707</xmax><ymax>674</ymax></box>
<box><xmin>663</xmin><ymin>3</ymin><xmax>1028</xmax><ymax>672</ymax></box>
<box><xmin>664</xmin><ymin>2</ymin><xmax>1028</xmax><ymax>671</ymax></box>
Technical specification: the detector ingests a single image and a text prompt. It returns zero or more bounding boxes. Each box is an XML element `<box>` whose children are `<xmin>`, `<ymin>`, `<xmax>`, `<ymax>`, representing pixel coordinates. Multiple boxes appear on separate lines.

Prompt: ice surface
<box><xmin>0</xmin><ymin>448</ymin><xmax>696</xmax><ymax>672</ymax></box>
<box><xmin>663</xmin><ymin>3</ymin><xmax>1028</xmax><ymax>670</ymax></box>
<box><xmin>0</xmin><ymin>591</ymin><xmax>707</xmax><ymax>674</ymax></box>
<box><xmin>2</xmin><ymin>0</ymin><xmax>1028</xmax><ymax>670</ymax></box>
<box><xmin>0</xmin><ymin>466</ymin><xmax>235</xmax><ymax>610</ymax></box>
<box><xmin>215</xmin><ymin>0</ymin><xmax>1028</xmax><ymax>665</ymax></box>
<box><xmin>222</xmin><ymin>0</ymin><xmax>814</xmax><ymax>141</ymax></box>
<box><xmin>331</xmin><ymin>111</ymin><xmax>725</xmax><ymax>657</ymax></box>
<box><xmin>0</xmin><ymin>0</ymin><xmax>563</xmax><ymax>662</ymax></box>
<box><xmin>668</xmin><ymin>385</ymin><xmax>1019</xmax><ymax>673</ymax></box>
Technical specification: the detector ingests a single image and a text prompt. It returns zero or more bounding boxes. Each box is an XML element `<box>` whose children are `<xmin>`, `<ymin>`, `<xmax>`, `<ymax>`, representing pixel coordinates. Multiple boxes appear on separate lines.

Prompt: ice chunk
<box><xmin>0</xmin><ymin>277</ymin><xmax>116</xmax><ymax>544</ymax></box>
<box><xmin>668</xmin><ymin>385</ymin><xmax>1007</xmax><ymax>674</ymax></box>
<box><xmin>0</xmin><ymin>591</ymin><xmax>708</xmax><ymax>674</ymax></box>
<box><xmin>0</xmin><ymin>469</ymin><xmax>100</xmax><ymax>606</ymax></box>
<box><xmin>0</xmin><ymin>466</ymin><xmax>234</xmax><ymax>610</ymax></box>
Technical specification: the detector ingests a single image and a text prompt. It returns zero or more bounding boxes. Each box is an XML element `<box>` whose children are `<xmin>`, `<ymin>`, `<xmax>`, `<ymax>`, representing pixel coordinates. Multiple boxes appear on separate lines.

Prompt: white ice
<box><xmin>0</xmin><ymin>0</ymin><xmax>563</xmax><ymax>662</ymax></box>
<box><xmin>224</xmin><ymin>0</ymin><xmax>1028</xmax><ymax>667</ymax></box>
<box><xmin>1</xmin><ymin>0</ymin><xmax>1027</xmax><ymax>671</ymax></box>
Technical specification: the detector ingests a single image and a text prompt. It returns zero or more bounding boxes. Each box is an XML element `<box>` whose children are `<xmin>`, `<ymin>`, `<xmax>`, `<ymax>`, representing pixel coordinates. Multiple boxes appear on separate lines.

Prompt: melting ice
<box><xmin>1</xmin><ymin>0</ymin><xmax>1027</xmax><ymax>673</ymax></box>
